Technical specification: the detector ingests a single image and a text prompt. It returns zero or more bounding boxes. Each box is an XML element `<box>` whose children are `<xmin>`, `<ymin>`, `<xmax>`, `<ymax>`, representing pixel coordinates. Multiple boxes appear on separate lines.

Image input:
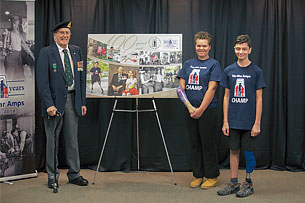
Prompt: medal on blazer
<box><xmin>52</xmin><ymin>63</ymin><xmax>57</xmax><ymax>72</ymax></box>
<box><xmin>77</xmin><ymin>61</ymin><xmax>84</xmax><ymax>71</ymax></box>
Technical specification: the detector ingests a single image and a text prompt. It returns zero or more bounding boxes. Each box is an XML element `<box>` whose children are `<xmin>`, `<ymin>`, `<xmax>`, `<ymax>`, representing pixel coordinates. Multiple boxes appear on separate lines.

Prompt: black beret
<box><xmin>52</xmin><ymin>21</ymin><xmax>72</xmax><ymax>32</ymax></box>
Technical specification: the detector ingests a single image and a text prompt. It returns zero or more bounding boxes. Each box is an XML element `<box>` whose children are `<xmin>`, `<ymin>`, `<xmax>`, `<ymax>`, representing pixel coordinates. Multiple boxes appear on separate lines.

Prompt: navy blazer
<box><xmin>36</xmin><ymin>43</ymin><xmax>86</xmax><ymax>117</ymax></box>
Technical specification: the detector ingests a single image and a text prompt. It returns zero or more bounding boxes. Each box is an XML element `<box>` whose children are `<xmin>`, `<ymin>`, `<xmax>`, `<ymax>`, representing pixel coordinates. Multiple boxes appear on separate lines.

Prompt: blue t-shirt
<box><xmin>221</xmin><ymin>62</ymin><xmax>266</xmax><ymax>130</ymax></box>
<box><xmin>90</xmin><ymin>67</ymin><xmax>101</xmax><ymax>75</ymax></box>
<box><xmin>90</xmin><ymin>67</ymin><xmax>101</xmax><ymax>81</ymax></box>
<box><xmin>177</xmin><ymin>57</ymin><xmax>222</xmax><ymax>108</ymax></box>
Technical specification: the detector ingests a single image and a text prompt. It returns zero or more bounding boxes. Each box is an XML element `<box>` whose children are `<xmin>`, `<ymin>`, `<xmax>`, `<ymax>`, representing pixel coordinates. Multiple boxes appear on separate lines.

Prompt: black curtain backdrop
<box><xmin>34</xmin><ymin>0</ymin><xmax>305</xmax><ymax>172</ymax></box>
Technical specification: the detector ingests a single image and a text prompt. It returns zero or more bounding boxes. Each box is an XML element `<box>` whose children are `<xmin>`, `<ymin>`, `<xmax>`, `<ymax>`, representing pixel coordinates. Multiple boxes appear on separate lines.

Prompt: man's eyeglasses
<box><xmin>57</xmin><ymin>31</ymin><xmax>71</xmax><ymax>36</ymax></box>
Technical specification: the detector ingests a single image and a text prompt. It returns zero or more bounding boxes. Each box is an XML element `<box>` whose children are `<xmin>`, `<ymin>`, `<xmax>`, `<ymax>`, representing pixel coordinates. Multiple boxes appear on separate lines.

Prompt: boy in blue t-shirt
<box><xmin>90</xmin><ymin>61</ymin><xmax>104</xmax><ymax>94</ymax></box>
<box><xmin>177</xmin><ymin>31</ymin><xmax>222</xmax><ymax>189</ymax></box>
<box><xmin>217</xmin><ymin>35</ymin><xmax>266</xmax><ymax>198</ymax></box>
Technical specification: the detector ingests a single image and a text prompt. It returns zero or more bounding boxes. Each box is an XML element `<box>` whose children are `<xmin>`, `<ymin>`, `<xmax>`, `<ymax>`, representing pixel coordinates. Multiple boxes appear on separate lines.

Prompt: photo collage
<box><xmin>86</xmin><ymin>34</ymin><xmax>182</xmax><ymax>98</ymax></box>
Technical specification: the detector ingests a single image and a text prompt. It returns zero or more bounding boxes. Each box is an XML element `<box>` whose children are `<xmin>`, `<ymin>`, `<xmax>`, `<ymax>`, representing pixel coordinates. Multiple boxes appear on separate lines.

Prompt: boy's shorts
<box><xmin>228</xmin><ymin>128</ymin><xmax>256</xmax><ymax>151</ymax></box>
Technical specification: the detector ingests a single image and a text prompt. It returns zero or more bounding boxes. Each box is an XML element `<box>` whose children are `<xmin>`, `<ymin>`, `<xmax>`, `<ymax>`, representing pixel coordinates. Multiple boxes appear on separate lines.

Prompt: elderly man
<box><xmin>108</xmin><ymin>66</ymin><xmax>128</xmax><ymax>96</ymax></box>
<box><xmin>36</xmin><ymin>21</ymin><xmax>88</xmax><ymax>189</ymax></box>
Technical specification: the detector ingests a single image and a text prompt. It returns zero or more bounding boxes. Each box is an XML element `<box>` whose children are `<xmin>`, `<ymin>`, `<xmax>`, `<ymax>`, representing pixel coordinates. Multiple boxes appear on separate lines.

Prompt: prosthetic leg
<box><xmin>244</xmin><ymin>151</ymin><xmax>256</xmax><ymax>175</ymax></box>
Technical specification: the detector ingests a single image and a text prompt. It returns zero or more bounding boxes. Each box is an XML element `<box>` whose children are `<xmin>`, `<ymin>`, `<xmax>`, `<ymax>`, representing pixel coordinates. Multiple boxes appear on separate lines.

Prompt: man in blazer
<box><xmin>108</xmin><ymin>66</ymin><xmax>128</xmax><ymax>96</ymax></box>
<box><xmin>36</xmin><ymin>21</ymin><xmax>88</xmax><ymax>189</ymax></box>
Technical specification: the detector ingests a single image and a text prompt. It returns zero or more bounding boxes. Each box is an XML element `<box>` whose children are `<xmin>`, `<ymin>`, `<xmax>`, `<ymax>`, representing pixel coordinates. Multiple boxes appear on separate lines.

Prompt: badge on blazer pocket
<box><xmin>77</xmin><ymin>61</ymin><xmax>84</xmax><ymax>71</ymax></box>
<box><xmin>52</xmin><ymin>63</ymin><xmax>57</xmax><ymax>72</ymax></box>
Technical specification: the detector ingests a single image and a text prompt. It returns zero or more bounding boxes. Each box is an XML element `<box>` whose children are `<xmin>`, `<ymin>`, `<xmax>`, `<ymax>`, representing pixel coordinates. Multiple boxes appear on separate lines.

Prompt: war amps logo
<box><xmin>0</xmin><ymin>75</ymin><xmax>8</xmax><ymax>98</ymax></box>
<box><xmin>0</xmin><ymin>75</ymin><xmax>26</xmax><ymax>114</ymax></box>
<box><xmin>163</xmin><ymin>39</ymin><xmax>179</xmax><ymax>49</ymax></box>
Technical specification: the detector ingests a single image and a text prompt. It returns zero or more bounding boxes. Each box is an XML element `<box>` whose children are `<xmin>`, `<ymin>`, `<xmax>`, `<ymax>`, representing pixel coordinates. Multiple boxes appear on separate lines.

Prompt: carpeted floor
<box><xmin>1</xmin><ymin>169</ymin><xmax>304</xmax><ymax>203</ymax></box>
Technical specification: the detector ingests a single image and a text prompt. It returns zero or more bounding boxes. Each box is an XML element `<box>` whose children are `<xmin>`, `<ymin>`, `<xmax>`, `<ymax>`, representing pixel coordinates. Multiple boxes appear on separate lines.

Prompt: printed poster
<box><xmin>86</xmin><ymin>34</ymin><xmax>182</xmax><ymax>98</ymax></box>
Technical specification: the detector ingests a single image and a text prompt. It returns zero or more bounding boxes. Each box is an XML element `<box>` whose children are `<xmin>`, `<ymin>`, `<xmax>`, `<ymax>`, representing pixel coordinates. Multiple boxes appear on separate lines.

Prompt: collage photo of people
<box><xmin>0</xmin><ymin>123</ymin><xmax>34</xmax><ymax>177</ymax></box>
<box><xmin>86</xmin><ymin>35</ymin><xmax>182</xmax><ymax>97</ymax></box>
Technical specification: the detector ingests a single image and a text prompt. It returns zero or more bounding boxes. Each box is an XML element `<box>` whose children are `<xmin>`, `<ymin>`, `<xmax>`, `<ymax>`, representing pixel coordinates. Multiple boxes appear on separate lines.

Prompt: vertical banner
<box><xmin>86</xmin><ymin>34</ymin><xmax>182</xmax><ymax>98</ymax></box>
<box><xmin>0</xmin><ymin>0</ymin><xmax>37</xmax><ymax>181</ymax></box>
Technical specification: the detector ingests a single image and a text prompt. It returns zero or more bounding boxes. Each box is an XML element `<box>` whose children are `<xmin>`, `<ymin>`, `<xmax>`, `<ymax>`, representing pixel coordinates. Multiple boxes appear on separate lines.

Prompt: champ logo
<box><xmin>188</xmin><ymin>69</ymin><xmax>200</xmax><ymax>85</ymax></box>
<box><xmin>234</xmin><ymin>78</ymin><xmax>245</xmax><ymax>97</ymax></box>
<box><xmin>0</xmin><ymin>75</ymin><xmax>8</xmax><ymax>98</ymax></box>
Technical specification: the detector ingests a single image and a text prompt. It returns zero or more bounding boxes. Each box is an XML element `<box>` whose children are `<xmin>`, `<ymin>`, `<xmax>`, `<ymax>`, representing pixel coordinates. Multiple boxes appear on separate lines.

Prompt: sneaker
<box><xmin>201</xmin><ymin>178</ymin><xmax>217</xmax><ymax>189</ymax></box>
<box><xmin>189</xmin><ymin>178</ymin><xmax>203</xmax><ymax>188</ymax></box>
<box><xmin>217</xmin><ymin>182</ymin><xmax>241</xmax><ymax>196</ymax></box>
<box><xmin>236</xmin><ymin>182</ymin><xmax>254</xmax><ymax>198</ymax></box>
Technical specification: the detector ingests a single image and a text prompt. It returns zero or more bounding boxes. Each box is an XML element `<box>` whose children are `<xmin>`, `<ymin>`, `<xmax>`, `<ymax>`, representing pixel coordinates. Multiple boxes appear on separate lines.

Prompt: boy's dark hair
<box><xmin>235</xmin><ymin>35</ymin><xmax>252</xmax><ymax>48</ymax></box>
<box><xmin>194</xmin><ymin>31</ymin><xmax>212</xmax><ymax>45</ymax></box>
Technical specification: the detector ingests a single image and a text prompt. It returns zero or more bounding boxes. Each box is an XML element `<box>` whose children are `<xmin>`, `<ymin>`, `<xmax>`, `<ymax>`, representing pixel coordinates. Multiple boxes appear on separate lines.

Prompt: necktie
<box><xmin>63</xmin><ymin>49</ymin><xmax>73</xmax><ymax>86</ymax></box>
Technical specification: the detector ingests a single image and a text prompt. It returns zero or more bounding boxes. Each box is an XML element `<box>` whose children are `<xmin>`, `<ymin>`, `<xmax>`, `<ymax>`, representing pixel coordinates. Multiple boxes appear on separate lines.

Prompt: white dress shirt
<box><xmin>56</xmin><ymin>43</ymin><xmax>75</xmax><ymax>90</ymax></box>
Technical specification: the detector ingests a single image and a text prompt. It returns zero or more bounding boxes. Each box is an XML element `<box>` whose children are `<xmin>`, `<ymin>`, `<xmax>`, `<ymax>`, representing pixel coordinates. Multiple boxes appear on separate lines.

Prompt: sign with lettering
<box><xmin>86</xmin><ymin>34</ymin><xmax>182</xmax><ymax>98</ymax></box>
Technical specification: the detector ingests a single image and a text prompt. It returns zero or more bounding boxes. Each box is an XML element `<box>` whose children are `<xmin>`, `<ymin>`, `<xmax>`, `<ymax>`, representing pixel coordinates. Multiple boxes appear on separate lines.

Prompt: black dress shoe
<box><xmin>69</xmin><ymin>176</ymin><xmax>88</xmax><ymax>186</ymax></box>
<box><xmin>48</xmin><ymin>180</ymin><xmax>59</xmax><ymax>189</ymax></box>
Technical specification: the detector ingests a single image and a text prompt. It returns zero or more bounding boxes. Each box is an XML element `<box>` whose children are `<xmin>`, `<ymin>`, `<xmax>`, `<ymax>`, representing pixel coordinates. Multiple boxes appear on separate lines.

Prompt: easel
<box><xmin>92</xmin><ymin>97</ymin><xmax>177</xmax><ymax>185</ymax></box>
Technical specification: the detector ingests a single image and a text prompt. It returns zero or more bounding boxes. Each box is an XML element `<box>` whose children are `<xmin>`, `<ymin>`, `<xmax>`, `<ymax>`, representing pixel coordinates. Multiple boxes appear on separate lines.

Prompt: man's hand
<box><xmin>251</xmin><ymin>123</ymin><xmax>260</xmax><ymax>137</ymax></box>
<box><xmin>222</xmin><ymin>122</ymin><xmax>230</xmax><ymax>136</ymax></box>
<box><xmin>82</xmin><ymin>106</ymin><xmax>87</xmax><ymax>116</ymax></box>
<box><xmin>46</xmin><ymin>106</ymin><xmax>57</xmax><ymax>117</ymax></box>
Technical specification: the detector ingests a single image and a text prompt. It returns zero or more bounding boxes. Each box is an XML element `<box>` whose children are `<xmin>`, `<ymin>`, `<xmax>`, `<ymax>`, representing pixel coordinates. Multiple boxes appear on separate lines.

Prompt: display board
<box><xmin>86</xmin><ymin>34</ymin><xmax>182</xmax><ymax>98</ymax></box>
<box><xmin>0</xmin><ymin>0</ymin><xmax>37</xmax><ymax>181</ymax></box>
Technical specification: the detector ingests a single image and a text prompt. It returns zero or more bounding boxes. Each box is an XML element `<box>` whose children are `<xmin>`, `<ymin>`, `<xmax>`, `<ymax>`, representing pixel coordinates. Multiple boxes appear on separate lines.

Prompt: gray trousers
<box><xmin>43</xmin><ymin>92</ymin><xmax>80</xmax><ymax>181</ymax></box>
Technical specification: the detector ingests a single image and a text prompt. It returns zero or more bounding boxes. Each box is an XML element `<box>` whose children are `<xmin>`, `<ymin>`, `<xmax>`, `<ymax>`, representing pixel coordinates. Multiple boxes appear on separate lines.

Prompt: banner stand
<box><xmin>92</xmin><ymin>97</ymin><xmax>177</xmax><ymax>185</ymax></box>
<box><xmin>0</xmin><ymin>170</ymin><xmax>38</xmax><ymax>183</ymax></box>
<box><xmin>0</xmin><ymin>0</ymin><xmax>36</xmax><ymax>183</ymax></box>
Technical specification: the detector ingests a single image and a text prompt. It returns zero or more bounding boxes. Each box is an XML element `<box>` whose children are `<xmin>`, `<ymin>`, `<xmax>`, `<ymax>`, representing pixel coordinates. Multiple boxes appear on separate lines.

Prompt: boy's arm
<box><xmin>191</xmin><ymin>81</ymin><xmax>218</xmax><ymax>119</ymax></box>
<box><xmin>251</xmin><ymin>88</ymin><xmax>263</xmax><ymax>137</ymax></box>
<box><xmin>222</xmin><ymin>88</ymin><xmax>230</xmax><ymax>136</ymax></box>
